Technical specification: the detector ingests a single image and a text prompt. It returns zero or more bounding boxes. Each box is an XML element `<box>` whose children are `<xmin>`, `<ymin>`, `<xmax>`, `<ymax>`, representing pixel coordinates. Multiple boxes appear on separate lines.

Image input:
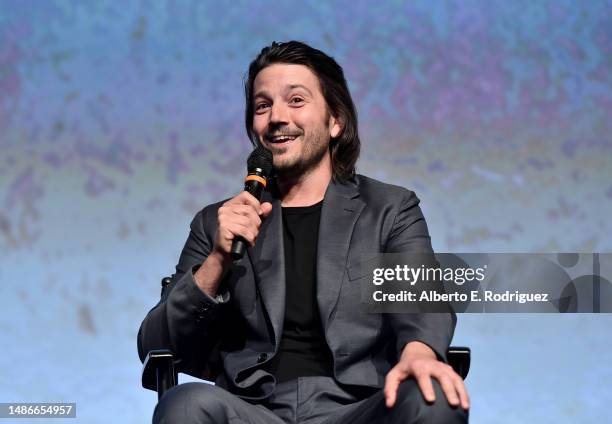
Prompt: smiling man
<box><xmin>252</xmin><ymin>63</ymin><xmax>340</xmax><ymax>183</ymax></box>
<box><xmin>138</xmin><ymin>41</ymin><xmax>469</xmax><ymax>424</ymax></box>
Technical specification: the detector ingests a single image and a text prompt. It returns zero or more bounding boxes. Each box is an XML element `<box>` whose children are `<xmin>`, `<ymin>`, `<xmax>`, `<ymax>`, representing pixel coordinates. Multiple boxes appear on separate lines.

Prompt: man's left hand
<box><xmin>384</xmin><ymin>341</ymin><xmax>470</xmax><ymax>410</ymax></box>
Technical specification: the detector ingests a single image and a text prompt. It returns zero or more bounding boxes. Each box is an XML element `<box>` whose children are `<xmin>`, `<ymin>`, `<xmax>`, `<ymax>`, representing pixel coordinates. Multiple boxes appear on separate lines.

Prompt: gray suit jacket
<box><xmin>137</xmin><ymin>174</ymin><xmax>456</xmax><ymax>400</ymax></box>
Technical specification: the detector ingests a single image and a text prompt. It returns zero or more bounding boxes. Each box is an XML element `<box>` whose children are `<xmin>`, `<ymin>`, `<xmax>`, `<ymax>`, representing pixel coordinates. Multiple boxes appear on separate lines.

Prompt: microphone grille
<box><xmin>247</xmin><ymin>145</ymin><xmax>274</xmax><ymax>176</ymax></box>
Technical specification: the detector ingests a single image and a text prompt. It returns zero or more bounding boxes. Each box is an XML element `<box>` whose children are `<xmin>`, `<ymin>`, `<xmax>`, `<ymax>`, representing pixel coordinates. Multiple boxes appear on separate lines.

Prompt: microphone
<box><xmin>230</xmin><ymin>145</ymin><xmax>274</xmax><ymax>260</ymax></box>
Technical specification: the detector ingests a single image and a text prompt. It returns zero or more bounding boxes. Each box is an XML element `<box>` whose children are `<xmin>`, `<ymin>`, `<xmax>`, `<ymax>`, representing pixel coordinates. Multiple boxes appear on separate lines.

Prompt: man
<box><xmin>138</xmin><ymin>41</ymin><xmax>469</xmax><ymax>423</ymax></box>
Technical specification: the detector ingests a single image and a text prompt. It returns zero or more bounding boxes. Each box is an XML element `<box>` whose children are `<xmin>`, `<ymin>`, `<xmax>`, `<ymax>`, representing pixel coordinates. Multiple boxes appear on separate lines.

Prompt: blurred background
<box><xmin>1</xmin><ymin>0</ymin><xmax>611</xmax><ymax>422</ymax></box>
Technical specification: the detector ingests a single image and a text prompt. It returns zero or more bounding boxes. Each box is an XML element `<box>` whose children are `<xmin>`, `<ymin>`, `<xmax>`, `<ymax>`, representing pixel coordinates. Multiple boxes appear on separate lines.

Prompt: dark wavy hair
<box><xmin>244</xmin><ymin>41</ymin><xmax>360</xmax><ymax>182</ymax></box>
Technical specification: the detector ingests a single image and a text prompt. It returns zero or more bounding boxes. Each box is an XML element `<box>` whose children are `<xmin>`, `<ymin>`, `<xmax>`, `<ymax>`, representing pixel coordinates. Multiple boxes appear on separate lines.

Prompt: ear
<box><xmin>329</xmin><ymin>114</ymin><xmax>343</xmax><ymax>139</ymax></box>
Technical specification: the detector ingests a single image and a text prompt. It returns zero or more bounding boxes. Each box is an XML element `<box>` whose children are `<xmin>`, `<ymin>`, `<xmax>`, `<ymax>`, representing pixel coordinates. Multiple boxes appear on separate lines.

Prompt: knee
<box><xmin>393</xmin><ymin>379</ymin><xmax>468</xmax><ymax>424</ymax></box>
<box><xmin>153</xmin><ymin>382</ymin><xmax>228</xmax><ymax>424</ymax></box>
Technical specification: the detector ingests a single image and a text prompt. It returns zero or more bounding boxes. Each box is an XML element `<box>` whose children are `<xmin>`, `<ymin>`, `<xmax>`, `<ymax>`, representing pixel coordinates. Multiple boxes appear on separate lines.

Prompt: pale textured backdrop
<box><xmin>1</xmin><ymin>1</ymin><xmax>611</xmax><ymax>422</ymax></box>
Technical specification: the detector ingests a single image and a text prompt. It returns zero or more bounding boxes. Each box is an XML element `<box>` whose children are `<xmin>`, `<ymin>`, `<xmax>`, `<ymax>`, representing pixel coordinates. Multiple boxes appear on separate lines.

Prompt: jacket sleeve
<box><xmin>384</xmin><ymin>189</ymin><xmax>456</xmax><ymax>362</ymax></box>
<box><xmin>137</xmin><ymin>205</ymin><xmax>231</xmax><ymax>379</ymax></box>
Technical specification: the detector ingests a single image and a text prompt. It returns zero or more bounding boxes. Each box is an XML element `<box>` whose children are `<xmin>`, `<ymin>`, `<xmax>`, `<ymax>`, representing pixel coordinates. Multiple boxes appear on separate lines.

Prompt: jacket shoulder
<box><xmin>353</xmin><ymin>174</ymin><xmax>419</xmax><ymax>204</ymax></box>
<box><xmin>190</xmin><ymin>198</ymin><xmax>229</xmax><ymax>236</ymax></box>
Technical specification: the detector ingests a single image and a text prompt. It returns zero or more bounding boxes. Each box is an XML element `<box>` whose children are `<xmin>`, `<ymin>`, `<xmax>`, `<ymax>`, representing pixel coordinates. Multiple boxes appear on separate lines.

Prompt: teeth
<box><xmin>271</xmin><ymin>135</ymin><xmax>296</xmax><ymax>142</ymax></box>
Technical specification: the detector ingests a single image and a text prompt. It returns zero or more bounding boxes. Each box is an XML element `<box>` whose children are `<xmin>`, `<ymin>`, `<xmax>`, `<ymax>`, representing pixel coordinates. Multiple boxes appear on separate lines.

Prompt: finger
<box><xmin>219</xmin><ymin>213</ymin><xmax>253</xmax><ymax>233</ymax></box>
<box><xmin>231</xmin><ymin>205</ymin><xmax>262</xmax><ymax>228</ymax></box>
<box><xmin>232</xmin><ymin>211</ymin><xmax>262</xmax><ymax>242</ymax></box>
<box><xmin>383</xmin><ymin>369</ymin><xmax>401</xmax><ymax>408</ymax></box>
<box><xmin>453</xmin><ymin>376</ymin><xmax>470</xmax><ymax>410</ymax></box>
<box><xmin>224</xmin><ymin>191</ymin><xmax>261</xmax><ymax>211</ymax></box>
<box><xmin>219</xmin><ymin>215</ymin><xmax>256</xmax><ymax>242</ymax></box>
<box><xmin>226</xmin><ymin>222</ymin><xmax>257</xmax><ymax>246</ymax></box>
<box><xmin>260</xmin><ymin>202</ymin><xmax>273</xmax><ymax>217</ymax></box>
<box><xmin>219</xmin><ymin>204</ymin><xmax>259</xmax><ymax>225</ymax></box>
<box><xmin>416</xmin><ymin>375</ymin><xmax>436</xmax><ymax>403</ymax></box>
<box><xmin>236</xmin><ymin>191</ymin><xmax>262</xmax><ymax>211</ymax></box>
<box><xmin>437</xmin><ymin>375</ymin><xmax>460</xmax><ymax>407</ymax></box>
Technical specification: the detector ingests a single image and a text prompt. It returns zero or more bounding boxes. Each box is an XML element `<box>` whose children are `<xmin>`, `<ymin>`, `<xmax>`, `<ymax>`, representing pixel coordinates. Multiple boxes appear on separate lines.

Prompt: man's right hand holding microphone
<box><xmin>193</xmin><ymin>146</ymin><xmax>274</xmax><ymax>298</ymax></box>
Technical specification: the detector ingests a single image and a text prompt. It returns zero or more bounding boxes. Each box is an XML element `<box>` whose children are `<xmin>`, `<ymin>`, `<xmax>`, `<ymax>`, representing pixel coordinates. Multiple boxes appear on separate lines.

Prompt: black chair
<box><xmin>142</xmin><ymin>278</ymin><xmax>471</xmax><ymax>400</ymax></box>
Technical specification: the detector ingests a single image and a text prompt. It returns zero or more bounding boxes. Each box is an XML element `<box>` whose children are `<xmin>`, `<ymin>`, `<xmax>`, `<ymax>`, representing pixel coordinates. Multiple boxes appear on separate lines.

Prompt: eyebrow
<box><xmin>254</xmin><ymin>84</ymin><xmax>313</xmax><ymax>99</ymax></box>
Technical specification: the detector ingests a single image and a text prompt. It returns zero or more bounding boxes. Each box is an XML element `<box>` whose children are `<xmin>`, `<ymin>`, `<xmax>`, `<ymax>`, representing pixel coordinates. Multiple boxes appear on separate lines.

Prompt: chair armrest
<box><xmin>142</xmin><ymin>349</ymin><xmax>177</xmax><ymax>400</ymax></box>
<box><xmin>446</xmin><ymin>346</ymin><xmax>471</xmax><ymax>379</ymax></box>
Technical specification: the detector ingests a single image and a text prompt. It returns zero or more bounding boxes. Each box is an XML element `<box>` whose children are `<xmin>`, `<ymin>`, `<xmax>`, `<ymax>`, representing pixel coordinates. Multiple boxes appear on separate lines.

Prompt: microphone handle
<box><xmin>230</xmin><ymin>174</ymin><xmax>266</xmax><ymax>260</ymax></box>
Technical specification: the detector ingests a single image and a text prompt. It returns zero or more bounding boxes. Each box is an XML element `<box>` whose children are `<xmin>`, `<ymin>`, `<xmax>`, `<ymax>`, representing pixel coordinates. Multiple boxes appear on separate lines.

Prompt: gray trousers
<box><xmin>152</xmin><ymin>377</ymin><xmax>468</xmax><ymax>424</ymax></box>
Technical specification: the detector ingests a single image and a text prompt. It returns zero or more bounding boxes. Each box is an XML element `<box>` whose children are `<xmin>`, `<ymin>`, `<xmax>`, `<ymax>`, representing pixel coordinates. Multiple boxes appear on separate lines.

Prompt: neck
<box><xmin>277</xmin><ymin>158</ymin><xmax>332</xmax><ymax>207</ymax></box>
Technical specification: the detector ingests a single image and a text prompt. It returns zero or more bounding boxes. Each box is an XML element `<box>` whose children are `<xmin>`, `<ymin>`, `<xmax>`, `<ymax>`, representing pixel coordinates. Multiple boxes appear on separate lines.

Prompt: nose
<box><xmin>269</xmin><ymin>102</ymin><xmax>289</xmax><ymax>125</ymax></box>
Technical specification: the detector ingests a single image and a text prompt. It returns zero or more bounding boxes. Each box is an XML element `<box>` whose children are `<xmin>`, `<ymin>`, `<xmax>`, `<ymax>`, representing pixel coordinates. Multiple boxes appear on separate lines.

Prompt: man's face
<box><xmin>252</xmin><ymin>64</ymin><xmax>341</xmax><ymax>178</ymax></box>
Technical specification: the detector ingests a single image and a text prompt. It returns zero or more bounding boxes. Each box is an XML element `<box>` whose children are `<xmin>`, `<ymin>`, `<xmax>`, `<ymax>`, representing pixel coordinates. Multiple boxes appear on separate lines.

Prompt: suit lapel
<box><xmin>247</xmin><ymin>189</ymin><xmax>285</xmax><ymax>348</ymax></box>
<box><xmin>317</xmin><ymin>179</ymin><xmax>365</xmax><ymax>331</ymax></box>
<box><xmin>247</xmin><ymin>179</ymin><xmax>365</xmax><ymax>347</ymax></box>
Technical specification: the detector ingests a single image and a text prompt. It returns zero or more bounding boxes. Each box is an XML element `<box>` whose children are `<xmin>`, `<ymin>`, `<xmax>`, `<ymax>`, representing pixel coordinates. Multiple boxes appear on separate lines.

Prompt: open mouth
<box><xmin>267</xmin><ymin>135</ymin><xmax>300</xmax><ymax>145</ymax></box>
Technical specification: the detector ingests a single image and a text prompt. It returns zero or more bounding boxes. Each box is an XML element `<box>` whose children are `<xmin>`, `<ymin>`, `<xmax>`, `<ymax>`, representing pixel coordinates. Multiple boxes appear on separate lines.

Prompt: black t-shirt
<box><xmin>263</xmin><ymin>200</ymin><xmax>334</xmax><ymax>382</ymax></box>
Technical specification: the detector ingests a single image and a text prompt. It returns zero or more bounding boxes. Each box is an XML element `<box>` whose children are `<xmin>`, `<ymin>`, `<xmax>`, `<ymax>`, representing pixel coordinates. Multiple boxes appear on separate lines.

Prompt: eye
<box><xmin>255</xmin><ymin>102</ymin><xmax>270</xmax><ymax>112</ymax></box>
<box><xmin>289</xmin><ymin>97</ymin><xmax>304</xmax><ymax>105</ymax></box>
